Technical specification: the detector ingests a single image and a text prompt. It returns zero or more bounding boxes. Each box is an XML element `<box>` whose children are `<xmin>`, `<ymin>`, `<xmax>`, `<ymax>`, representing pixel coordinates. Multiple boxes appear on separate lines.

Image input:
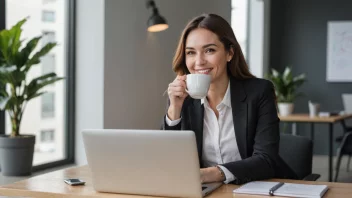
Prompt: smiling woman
<box><xmin>185</xmin><ymin>28</ymin><xmax>233</xmax><ymax>86</ymax></box>
<box><xmin>173</xmin><ymin>14</ymin><xmax>253</xmax><ymax>80</ymax></box>
<box><xmin>162</xmin><ymin>14</ymin><xmax>297</xmax><ymax>185</ymax></box>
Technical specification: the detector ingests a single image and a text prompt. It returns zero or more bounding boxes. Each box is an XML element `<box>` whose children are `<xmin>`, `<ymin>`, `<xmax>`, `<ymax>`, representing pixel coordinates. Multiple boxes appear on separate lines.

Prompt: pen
<box><xmin>269</xmin><ymin>182</ymin><xmax>284</xmax><ymax>196</ymax></box>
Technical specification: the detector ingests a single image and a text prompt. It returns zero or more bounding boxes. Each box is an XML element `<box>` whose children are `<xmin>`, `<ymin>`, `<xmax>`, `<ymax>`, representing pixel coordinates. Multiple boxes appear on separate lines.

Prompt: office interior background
<box><xmin>0</xmin><ymin>0</ymin><xmax>352</xmax><ymax>183</ymax></box>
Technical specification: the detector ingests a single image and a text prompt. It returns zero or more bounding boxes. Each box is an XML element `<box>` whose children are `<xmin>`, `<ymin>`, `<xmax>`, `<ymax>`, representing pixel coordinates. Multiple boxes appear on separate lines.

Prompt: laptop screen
<box><xmin>342</xmin><ymin>94</ymin><xmax>352</xmax><ymax>114</ymax></box>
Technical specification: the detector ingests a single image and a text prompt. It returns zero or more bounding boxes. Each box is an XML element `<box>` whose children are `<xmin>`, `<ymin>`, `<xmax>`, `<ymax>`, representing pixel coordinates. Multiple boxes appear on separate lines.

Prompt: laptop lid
<box><xmin>82</xmin><ymin>129</ymin><xmax>204</xmax><ymax>198</ymax></box>
<box><xmin>342</xmin><ymin>94</ymin><xmax>352</xmax><ymax>114</ymax></box>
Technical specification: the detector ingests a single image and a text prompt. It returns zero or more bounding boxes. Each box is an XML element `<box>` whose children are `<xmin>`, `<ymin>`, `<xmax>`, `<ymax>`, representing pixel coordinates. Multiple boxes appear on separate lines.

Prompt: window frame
<box><xmin>0</xmin><ymin>0</ymin><xmax>5</xmax><ymax>136</ymax></box>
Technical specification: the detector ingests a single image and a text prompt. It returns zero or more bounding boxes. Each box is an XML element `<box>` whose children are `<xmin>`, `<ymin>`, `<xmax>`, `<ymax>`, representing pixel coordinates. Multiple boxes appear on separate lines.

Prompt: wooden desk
<box><xmin>279</xmin><ymin>114</ymin><xmax>352</xmax><ymax>123</ymax></box>
<box><xmin>279</xmin><ymin>113</ymin><xmax>352</xmax><ymax>182</ymax></box>
<box><xmin>0</xmin><ymin>165</ymin><xmax>352</xmax><ymax>198</ymax></box>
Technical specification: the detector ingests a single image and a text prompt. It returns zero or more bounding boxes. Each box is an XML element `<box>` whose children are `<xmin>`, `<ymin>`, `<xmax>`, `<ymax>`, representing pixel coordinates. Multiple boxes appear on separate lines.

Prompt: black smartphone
<box><xmin>64</xmin><ymin>178</ymin><xmax>86</xmax><ymax>186</ymax></box>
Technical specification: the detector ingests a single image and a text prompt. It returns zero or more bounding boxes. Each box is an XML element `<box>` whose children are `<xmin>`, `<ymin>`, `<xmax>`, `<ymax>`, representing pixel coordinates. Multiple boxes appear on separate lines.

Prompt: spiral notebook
<box><xmin>233</xmin><ymin>181</ymin><xmax>328</xmax><ymax>198</ymax></box>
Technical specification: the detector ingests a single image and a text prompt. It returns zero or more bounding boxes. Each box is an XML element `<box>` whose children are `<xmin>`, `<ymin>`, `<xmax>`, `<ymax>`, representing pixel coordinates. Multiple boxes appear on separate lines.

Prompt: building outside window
<box><xmin>42</xmin><ymin>31</ymin><xmax>55</xmax><ymax>47</ymax></box>
<box><xmin>39</xmin><ymin>129</ymin><xmax>55</xmax><ymax>153</ymax></box>
<box><xmin>42</xmin><ymin>54</ymin><xmax>56</xmax><ymax>74</ymax></box>
<box><xmin>41</xmin><ymin>129</ymin><xmax>54</xmax><ymax>143</ymax></box>
<box><xmin>41</xmin><ymin>92</ymin><xmax>55</xmax><ymax>118</ymax></box>
<box><xmin>41</xmin><ymin>31</ymin><xmax>56</xmax><ymax>76</ymax></box>
<box><xmin>43</xmin><ymin>0</ymin><xmax>56</xmax><ymax>4</ymax></box>
<box><xmin>42</xmin><ymin>10</ymin><xmax>55</xmax><ymax>22</ymax></box>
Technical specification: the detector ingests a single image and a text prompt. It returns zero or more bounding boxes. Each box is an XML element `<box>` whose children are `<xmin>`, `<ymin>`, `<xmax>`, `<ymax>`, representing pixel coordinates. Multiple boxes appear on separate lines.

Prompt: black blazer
<box><xmin>162</xmin><ymin>76</ymin><xmax>297</xmax><ymax>184</ymax></box>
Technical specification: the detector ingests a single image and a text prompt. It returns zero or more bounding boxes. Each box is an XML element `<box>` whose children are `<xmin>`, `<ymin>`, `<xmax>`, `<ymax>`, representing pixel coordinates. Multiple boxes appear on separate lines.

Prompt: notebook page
<box><xmin>233</xmin><ymin>181</ymin><xmax>280</xmax><ymax>195</ymax></box>
<box><xmin>275</xmin><ymin>183</ymin><xmax>328</xmax><ymax>198</ymax></box>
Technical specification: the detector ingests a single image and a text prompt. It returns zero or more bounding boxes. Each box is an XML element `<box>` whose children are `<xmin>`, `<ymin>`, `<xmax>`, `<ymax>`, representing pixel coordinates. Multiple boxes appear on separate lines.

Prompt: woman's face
<box><xmin>185</xmin><ymin>28</ymin><xmax>233</xmax><ymax>83</ymax></box>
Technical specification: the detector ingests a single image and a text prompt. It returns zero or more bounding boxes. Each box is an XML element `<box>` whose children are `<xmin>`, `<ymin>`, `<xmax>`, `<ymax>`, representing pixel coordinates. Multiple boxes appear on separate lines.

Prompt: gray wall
<box><xmin>104</xmin><ymin>0</ymin><xmax>231</xmax><ymax>129</ymax></box>
<box><xmin>270</xmin><ymin>0</ymin><xmax>352</xmax><ymax>154</ymax></box>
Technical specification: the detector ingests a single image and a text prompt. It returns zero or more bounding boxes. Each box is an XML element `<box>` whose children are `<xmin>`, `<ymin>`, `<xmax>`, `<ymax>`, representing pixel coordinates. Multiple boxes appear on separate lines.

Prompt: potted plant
<box><xmin>0</xmin><ymin>18</ymin><xmax>63</xmax><ymax>176</ymax></box>
<box><xmin>266</xmin><ymin>67</ymin><xmax>306</xmax><ymax>116</ymax></box>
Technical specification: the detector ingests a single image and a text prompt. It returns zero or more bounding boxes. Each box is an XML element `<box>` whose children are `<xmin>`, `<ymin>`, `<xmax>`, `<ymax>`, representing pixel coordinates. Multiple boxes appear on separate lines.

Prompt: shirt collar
<box><xmin>201</xmin><ymin>82</ymin><xmax>231</xmax><ymax>108</ymax></box>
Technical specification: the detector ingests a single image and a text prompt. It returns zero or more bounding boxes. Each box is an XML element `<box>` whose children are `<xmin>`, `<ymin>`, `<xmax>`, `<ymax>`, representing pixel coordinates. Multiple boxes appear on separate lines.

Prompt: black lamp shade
<box><xmin>147</xmin><ymin>14</ymin><xmax>168</xmax><ymax>32</ymax></box>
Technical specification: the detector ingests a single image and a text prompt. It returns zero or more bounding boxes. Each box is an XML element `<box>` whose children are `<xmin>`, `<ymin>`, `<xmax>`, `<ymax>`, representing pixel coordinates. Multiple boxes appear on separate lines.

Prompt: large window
<box><xmin>231</xmin><ymin>0</ymin><xmax>249</xmax><ymax>59</ymax></box>
<box><xmin>41</xmin><ymin>31</ymin><xmax>56</xmax><ymax>77</ymax></box>
<box><xmin>4</xmin><ymin>0</ymin><xmax>75</xmax><ymax>168</ymax></box>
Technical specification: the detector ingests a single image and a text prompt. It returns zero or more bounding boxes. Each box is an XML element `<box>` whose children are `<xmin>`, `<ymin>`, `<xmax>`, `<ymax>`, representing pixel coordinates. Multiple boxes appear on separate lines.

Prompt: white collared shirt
<box><xmin>166</xmin><ymin>83</ymin><xmax>241</xmax><ymax>183</ymax></box>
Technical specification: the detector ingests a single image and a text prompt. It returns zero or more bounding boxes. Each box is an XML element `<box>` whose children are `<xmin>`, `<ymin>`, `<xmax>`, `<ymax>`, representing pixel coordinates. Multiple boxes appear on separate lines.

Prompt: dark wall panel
<box><xmin>270</xmin><ymin>0</ymin><xmax>352</xmax><ymax>154</ymax></box>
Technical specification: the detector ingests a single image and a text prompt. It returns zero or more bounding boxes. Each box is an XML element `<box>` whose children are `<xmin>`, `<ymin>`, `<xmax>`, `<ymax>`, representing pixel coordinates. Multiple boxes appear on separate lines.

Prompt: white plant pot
<box><xmin>278</xmin><ymin>103</ymin><xmax>294</xmax><ymax>116</ymax></box>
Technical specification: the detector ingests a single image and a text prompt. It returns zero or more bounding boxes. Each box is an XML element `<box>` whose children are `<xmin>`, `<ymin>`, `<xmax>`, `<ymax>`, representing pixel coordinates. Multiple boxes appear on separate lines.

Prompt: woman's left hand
<box><xmin>200</xmin><ymin>167</ymin><xmax>223</xmax><ymax>183</ymax></box>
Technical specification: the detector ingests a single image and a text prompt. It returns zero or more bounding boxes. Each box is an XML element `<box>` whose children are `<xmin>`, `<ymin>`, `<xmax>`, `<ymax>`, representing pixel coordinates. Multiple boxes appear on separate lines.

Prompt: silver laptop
<box><xmin>82</xmin><ymin>129</ymin><xmax>222</xmax><ymax>198</ymax></box>
<box><xmin>342</xmin><ymin>94</ymin><xmax>352</xmax><ymax>114</ymax></box>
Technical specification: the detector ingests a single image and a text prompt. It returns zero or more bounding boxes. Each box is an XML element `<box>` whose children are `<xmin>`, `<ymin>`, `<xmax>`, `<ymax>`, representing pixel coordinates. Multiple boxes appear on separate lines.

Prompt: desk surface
<box><xmin>279</xmin><ymin>113</ymin><xmax>352</xmax><ymax>123</ymax></box>
<box><xmin>0</xmin><ymin>166</ymin><xmax>352</xmax><ymax>198</ymax></box>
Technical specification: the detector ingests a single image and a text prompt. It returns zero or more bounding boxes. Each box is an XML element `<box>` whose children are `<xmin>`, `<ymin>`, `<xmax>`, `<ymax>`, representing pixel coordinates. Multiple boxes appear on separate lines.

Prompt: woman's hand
<box><xmin>200</xmin><ymin>167</ymin><xmax>224</xmax><ymax>184</ymax></box>
<box><xmin>167</xmin><ymin>75</ymin><xmax>188</xmax><ymax>120</ymax></box>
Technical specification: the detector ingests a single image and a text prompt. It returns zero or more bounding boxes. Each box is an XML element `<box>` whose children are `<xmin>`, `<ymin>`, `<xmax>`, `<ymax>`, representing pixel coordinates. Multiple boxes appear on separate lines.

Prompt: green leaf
<box><xmin>0</xmin><ymin>88</ymin><xmax>8</xmax><ymax>97</ymax></box>
<box><xmin>0</xmin><ymin>30</ymin><xmax>11</xmax><ymax>63</ymax></box>
<box><xmin>271</xmin><ymin>69</ymin><xmax>279</xmax><ymax>77</ymax></box>
<box><xmin>29</xmin><ymin>72</ymin><xmax>56</xmax><ymax>83</ymax></box>
<box><xmin>283</xmin><ymin>67</ymin><xmax>291</xmax><ymax>78</ymax></box>
<box><xmin>0</xmin><ymin>69</ymin><xmax>16</xmax><ymax>85</ymax></box>
<box><xmin>25</xmin><ymin>73</ymin><xmax>64</xmax><ymax>100</ymax></box>
<box><xmin>293</xmin><ymin>73</ymin><xmax>306</xmax><ymax>82</ymax></box>
<box><xmin>3</xmin><ymin>95</ymin><xmax>16</xmax><ymax>110</ymax></box>
<box><xmin>0</xmin><ymin>75</ymin><xmax>9</xmax><ymax>110</ymax></box>
<box><xmin>8</xmin><ymin>18</ymin><xmax>26</xmax><ymax>56</ymax></box>
<box><xmin>25</xmin><ymin>42</ymin><xmax>56</xmax><ymax>72</ymax></box>
<box><xmin>0</xmin><ymin>96</ymin><xmax>10</xmax><ymax>110</ymax></box>
<box><xmin>282</xmin><ymin>67</ymin><xmax>292</xmax><ymax>86</ymax></box>
<box><xmin>14</xmin><ymin>70</ymin><xmax>26</xmax><ymax>86</ymax></box>
<box><xmin>26</xmin><ymin>91</ymin><xmax>46</xmax><ymax>101</ymax></box>
<box><xmin>17</xmin><ymin>36</ymin><xmax>41</xmax><ymax>69</ymax></box>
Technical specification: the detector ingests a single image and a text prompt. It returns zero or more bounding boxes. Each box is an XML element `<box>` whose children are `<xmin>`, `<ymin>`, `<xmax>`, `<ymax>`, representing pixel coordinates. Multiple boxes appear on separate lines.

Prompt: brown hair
<box><xmin>172</xmin><ymin>13</ymin><xmax>255</xmax><ymax>79</ymax></box>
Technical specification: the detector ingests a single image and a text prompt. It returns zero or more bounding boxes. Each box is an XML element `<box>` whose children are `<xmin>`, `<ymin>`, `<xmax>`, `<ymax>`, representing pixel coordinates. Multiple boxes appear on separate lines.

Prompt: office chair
<box><xmin>334</xmin><ymin>132</ymin><xmax>352</xmax><ymax>182</ymax></box>
<box><xmin>335</xmin><ymin>120</ymin><xmax>352</xmax><ymax>172</ymax></box>
<box><xmin>337</xmin><ymin>93</ymin><xmax>352</xmax><ymax>171</ymax></box>
<box><xmin>279</xmin><ymin>134</ymin><xmax>320</xmax><ymax>181</ymax></box>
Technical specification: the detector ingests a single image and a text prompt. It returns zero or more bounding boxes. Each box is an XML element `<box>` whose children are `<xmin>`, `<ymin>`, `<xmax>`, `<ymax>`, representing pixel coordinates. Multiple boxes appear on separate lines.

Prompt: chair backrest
<box><xmin>340</xmin><ymin>132</ymin><xmax>352</xmax><ymax>154</ymax></box>
<box><xmin>279</xmin><ymin>134</ymin><xmax>313</xmax><ymax>180</ymax></box>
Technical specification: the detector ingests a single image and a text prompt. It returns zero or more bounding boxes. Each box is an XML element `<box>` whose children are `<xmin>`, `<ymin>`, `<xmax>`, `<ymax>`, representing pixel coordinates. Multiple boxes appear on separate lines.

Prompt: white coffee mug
<box><xmin>185</xmin><ymin>74</ymin><xmax>211</xmax><ymax>99</ymax></box>
<box><xmin>308</xmin><ymin>101</ymin><xmax>320</xmax><ymax>117</ymax></box>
